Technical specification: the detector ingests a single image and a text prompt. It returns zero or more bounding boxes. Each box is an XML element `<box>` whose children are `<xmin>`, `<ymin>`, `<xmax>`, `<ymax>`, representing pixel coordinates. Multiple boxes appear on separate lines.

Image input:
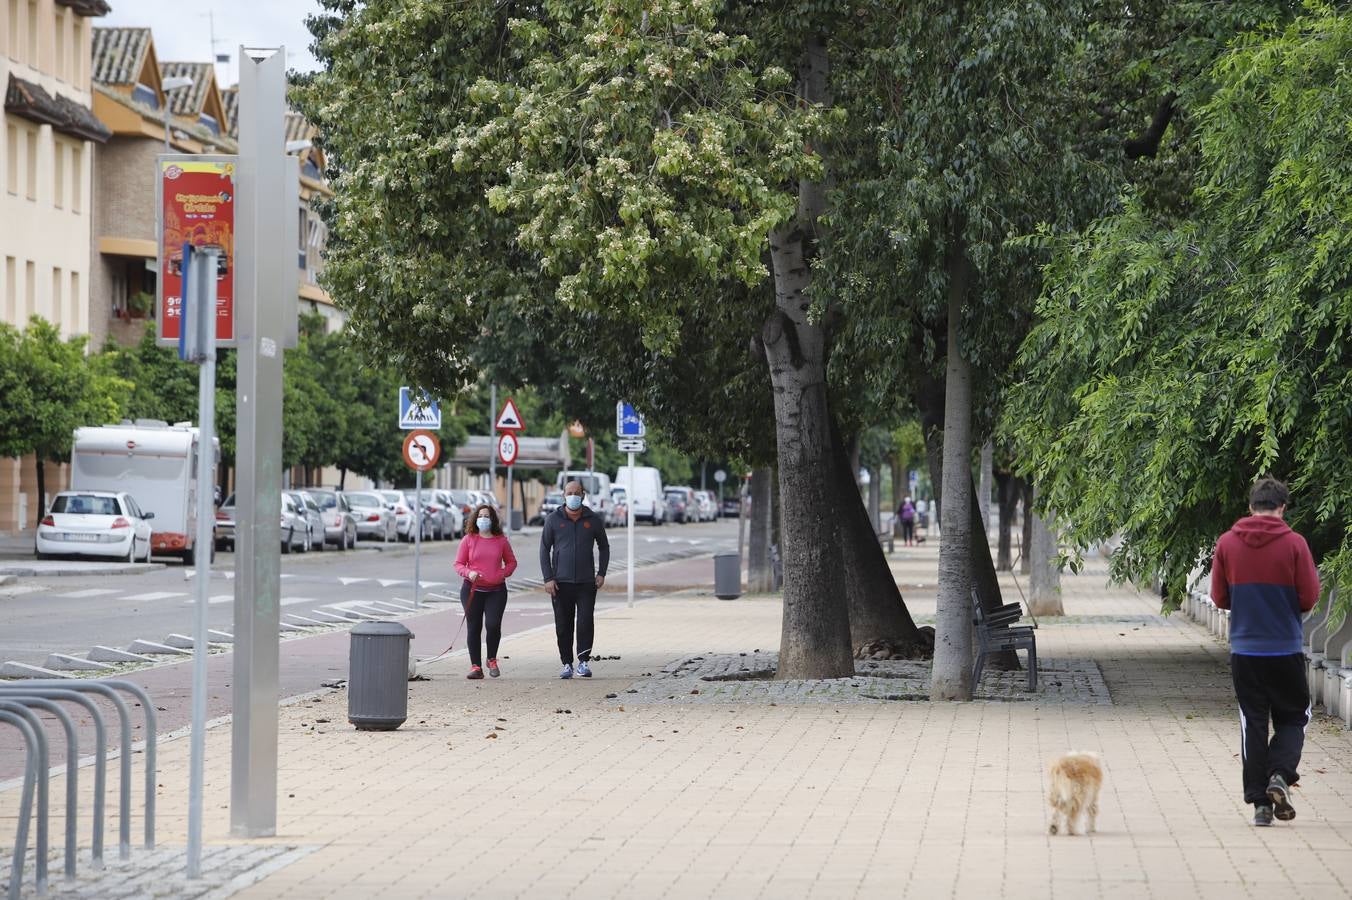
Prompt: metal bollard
<box><xmin>0</xmin><ymin>688</ymin><xmax>107</xmax><ymax>867</ymax></box>
<box><xmin>0</xmin><ymin>702</ymin><xmax>48</xmax><ymax>895</ymax></box>
<box><xmin>714</xmin><ymin>553</ymin><xmax>741</xmax><ymax>600</ymax></box>
<box><xmin>0</xmin><ymin>711</ymin><xmax>38</xmax><ymax>900</ymax></box>
<box><xmin>6</xmin><ymin>697</ymin><xmax>80</xmax><ymax>881</ymax></box>
<box><xmin>348</xmin><ymin>622</ymin><xmax>414</xmax><ymax>731</ymax></box>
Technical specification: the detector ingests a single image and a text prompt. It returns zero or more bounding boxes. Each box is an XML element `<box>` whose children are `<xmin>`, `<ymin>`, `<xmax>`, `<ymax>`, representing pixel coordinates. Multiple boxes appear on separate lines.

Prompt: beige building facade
<box><xmin>0</xmin><ymin>0</ymin><xmax>109</xmax><ymax>532</ymax></box>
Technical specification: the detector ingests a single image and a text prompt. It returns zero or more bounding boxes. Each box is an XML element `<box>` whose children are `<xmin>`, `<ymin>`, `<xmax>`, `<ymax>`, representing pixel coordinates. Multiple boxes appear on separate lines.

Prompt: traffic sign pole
<box><xmin>505</xmin><ymin>465</ymin><xmax>513</xmax><ymax>534</ymax></box>
<box><xmin>413</xmin><ymin>469</ymin><xmax>422</xmax><ymax>609</ymax></box>
<box><xmin>627</xmin><ymin>450</ymin><xmax>635</xmax><ymax>608</ymax></box>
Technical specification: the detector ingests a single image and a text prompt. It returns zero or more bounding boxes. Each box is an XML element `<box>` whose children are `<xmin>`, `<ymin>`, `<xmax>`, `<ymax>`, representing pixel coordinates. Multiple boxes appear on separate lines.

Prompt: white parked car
<box><xmin>35</xmin><ymin>491</ymin><xmax>154</xmax><ymax>562</ymax></box>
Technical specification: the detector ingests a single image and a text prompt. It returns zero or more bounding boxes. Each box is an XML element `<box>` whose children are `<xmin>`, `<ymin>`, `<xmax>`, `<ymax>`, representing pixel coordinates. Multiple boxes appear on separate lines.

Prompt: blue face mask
<box><xmin>476</xmin><ymin>517</ymin><xmax>492</xmax><ymax>533</ymax></box>
<box><xmin>565</xmin><ymin>495</ymin><xmax>583</xmax><ymax>511</ymax></box>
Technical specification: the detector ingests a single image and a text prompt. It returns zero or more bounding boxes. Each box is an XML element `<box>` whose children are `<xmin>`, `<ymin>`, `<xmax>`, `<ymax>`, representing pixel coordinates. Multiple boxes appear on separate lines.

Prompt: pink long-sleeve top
<box><xmin>454</xmin><ymin>533</ymin><xmax>518</xmax><ymax>590</ymax></box>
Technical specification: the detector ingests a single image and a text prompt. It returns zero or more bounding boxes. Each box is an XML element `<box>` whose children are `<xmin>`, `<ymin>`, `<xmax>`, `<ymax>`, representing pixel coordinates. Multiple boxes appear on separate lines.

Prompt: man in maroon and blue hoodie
<box><xmin>1212</xmin><ymin>477</ymin><xmax>1321</xmax><ymax>826</ymax></box>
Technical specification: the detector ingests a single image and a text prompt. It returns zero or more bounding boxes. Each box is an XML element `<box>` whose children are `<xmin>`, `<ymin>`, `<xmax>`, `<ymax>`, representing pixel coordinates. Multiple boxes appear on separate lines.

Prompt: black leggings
<box><xmin>901</xmin><ymin>520</ymin><xmax>915</xmax><ymax>544</ymax></box>
<box><xmin>460</xmin><ymin>583</ymin><xmax>508</xmax><ymax>667</ymax></box>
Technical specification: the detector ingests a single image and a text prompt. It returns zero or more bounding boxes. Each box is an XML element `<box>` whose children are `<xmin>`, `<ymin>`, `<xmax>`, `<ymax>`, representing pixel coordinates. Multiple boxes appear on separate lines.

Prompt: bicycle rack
<box><xmin>0</xmin><ymin>679</ymin><xmax>158</xmax><ymax>897</ymax></box>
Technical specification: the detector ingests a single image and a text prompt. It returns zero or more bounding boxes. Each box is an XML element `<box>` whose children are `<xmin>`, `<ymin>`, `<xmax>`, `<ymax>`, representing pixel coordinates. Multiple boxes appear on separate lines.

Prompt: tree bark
<box><xmin>867</xmin><ymin>467</ymin><xmax>881</xmax><ymax>535</ymax></box>
<box><xmin>764</xmin><ymin>34</ymin><xmax>852</xmax><ymax>680</ymax></box>
<box><xmin>1020</xmin><ymin>481</ymin><xmax>1033</xmax><ymax>576</ymax></box>
<box><xmin>35</xmin><ymin>458</ymin><xmax>46</xmax><ymax>526</ymax></box>
<box><xmin>747</xmin><ymin>466</ymin><xmax>773</xmax><ymax>593</ymax></box>
<box><xmin>995</xmin><ymin>472</ymin><xmax>1020</xmax><ymax>571</ymax></box>
<box><xmin>931</xmin><ymin>243</ymin><xmax>975</xmax><ymax>701</ymax></box>
<box><xmin>890</xmin><ymin>453</ymin><xmax>904</xmax><ymax>534</ymax></box>
<box><xmin>977</xmin><ymin>440</ymin><xmax>993</xmax><ymax>540</ymax></box>
<box><xmin>1028</xmin><ymin>484</ymin><xmax>1064</xmax><ymax>616</ymax></box>
<box><xmin>829</xmin><ymin>424</ymin><xmax>924</xmax><ymax>653</ymax></box>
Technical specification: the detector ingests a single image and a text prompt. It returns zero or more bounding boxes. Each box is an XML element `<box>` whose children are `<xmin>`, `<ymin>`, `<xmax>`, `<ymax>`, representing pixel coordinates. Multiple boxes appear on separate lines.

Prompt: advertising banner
<box><xmin>156</xmin><ymin>155</ymin><xmax>236</xmax><ymax>346</ymax></box>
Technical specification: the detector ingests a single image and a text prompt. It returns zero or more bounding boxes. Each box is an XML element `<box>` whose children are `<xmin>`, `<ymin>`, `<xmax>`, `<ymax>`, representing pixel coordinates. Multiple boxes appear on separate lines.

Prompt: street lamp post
<box><xmin>161</xmin><ymin>76</ymin><xmax>194</xmax><ymax>151</ymax></box>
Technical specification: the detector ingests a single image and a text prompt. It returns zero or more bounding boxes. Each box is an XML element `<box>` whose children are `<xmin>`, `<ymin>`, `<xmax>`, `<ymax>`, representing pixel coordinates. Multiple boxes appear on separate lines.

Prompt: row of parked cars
<box><xmin>214</xmin><ymin>487</ymin><xmax>507</xmax><ymax>553</ymax></box>
<box><xmin>533</xmin><ymin>484</ymin><xmax>735</xmax><ymax>527</ymax></box>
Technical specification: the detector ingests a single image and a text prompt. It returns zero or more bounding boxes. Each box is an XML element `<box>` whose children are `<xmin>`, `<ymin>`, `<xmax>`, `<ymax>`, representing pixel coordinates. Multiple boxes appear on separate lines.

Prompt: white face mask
<box><xmin>476</xmin><ymin>517</ymin><xmax>492</xmax><ymax>533</ymax></box>
<box><xmin>565</xmin><ymin>495</ymin><xmax>583</xmax><ymax>511</ymax></box>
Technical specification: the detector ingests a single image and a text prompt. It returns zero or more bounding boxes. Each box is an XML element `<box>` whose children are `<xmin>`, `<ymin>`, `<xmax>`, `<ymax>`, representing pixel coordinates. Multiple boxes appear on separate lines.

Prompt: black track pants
<box><xmin>552</xmin><ymin>581</ymin><xmax>597</xmax><ymax>665</ymax></box>
<box><xmin>461</xmin><ymin>584</ymin><xmax>508</xmax><ymax>667</ymax></box>
<box><xmin>1231</xmin><ymin>652</ymin><xmax>1310</xmax><ymax>805</ymax></box>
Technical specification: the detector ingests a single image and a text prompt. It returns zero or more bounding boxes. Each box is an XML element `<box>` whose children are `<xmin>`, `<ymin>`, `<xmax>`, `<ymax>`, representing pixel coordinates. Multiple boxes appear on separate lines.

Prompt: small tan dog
<box><xmin>1047</xmin><ymin>751</ymin><xmax>1103</xmax><ymax>836</ymax></box>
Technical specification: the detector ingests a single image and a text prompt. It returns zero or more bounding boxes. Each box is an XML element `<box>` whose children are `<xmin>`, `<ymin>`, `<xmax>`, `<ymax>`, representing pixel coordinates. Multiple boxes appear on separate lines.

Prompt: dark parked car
<box><xmin>721</xmin><ymin>494</ymin><xmax>743</xmax><ymax>517</ymax></box>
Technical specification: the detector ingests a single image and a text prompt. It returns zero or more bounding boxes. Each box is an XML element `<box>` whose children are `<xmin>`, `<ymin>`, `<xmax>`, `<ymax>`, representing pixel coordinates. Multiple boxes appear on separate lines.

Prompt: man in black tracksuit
<box><xmin>541</xmin><ymin>480</ymin><xmax>609</xmax><ymax>678</ymax></box>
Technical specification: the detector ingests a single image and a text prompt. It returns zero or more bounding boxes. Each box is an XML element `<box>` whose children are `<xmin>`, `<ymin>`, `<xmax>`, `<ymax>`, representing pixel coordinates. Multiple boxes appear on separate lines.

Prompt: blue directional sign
<box><xmin>616</xmin><ymin>401</ymin><xmax>645</xmax><ymax>437</ymax></box>
<box><xmin>399</xmin><ymin>387</ymin><xmax>441</xmax><ymax>430</ymax></box>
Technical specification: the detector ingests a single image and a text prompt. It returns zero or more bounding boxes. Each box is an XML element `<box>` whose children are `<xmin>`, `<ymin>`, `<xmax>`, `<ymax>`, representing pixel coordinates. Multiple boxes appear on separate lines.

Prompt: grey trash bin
<box><xmin>348</xmin><ymin>621</ymin><xmax>414</xmax><ymax>731</ymax></box>
<box><xmin>714</xmin><ymin>552</ymin><xmax>741</xmax><ymax>600</ymax></box>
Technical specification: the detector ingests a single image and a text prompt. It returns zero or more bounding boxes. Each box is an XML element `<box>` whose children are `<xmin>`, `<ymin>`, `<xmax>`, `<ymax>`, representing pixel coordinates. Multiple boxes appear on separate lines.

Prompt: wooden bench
<box><xmin>972</xmin><ymin>590</ymin><xmax>1038</xmax><ymax>692</ymax></box>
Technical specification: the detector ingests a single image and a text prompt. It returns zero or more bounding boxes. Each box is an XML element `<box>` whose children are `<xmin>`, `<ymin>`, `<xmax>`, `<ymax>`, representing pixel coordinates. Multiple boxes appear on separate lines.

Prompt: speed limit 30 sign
<box><xmin>497</xmin><ymin>432</ymin><xmax>519</xmax><ymax>466</ymax></box>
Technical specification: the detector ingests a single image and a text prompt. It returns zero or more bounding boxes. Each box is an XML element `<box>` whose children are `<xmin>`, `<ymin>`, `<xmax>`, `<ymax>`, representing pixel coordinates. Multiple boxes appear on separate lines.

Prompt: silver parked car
<box><xmin>342</xmin><ymin>491</ymin><xmax>396</xmax><ymax>542</ymax></box>
<box><xmin>433</xmin><ymin>490</ymin><xmax>465</xmax><ymax>538</ymax></box>
<box><xmin>288</xmin><ymin>491</ymin><xmax>326</xmax><ymax>553</ymax></box>
<box><xmin>281</xmin><ymin>493</ymin><xmax>310</xmax><ymax>553</ymax></box>
<box><xmin>381</xmin><ymin>490</ymin><xmax>432</xmax><ymax>541</ymax></box>
<box><xmin>403</xmin><ymin>489</ymin><xmax>455</xmax><ymax>540</ymax></box>
<box><xmin>306</xmin><ymin>489</ymin><xmax>358</xmax><ymax>550</ymax></box>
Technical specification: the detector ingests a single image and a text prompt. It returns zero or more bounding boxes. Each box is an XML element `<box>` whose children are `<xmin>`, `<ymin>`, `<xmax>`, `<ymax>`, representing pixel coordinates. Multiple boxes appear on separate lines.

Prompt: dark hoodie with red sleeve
<box><xmin>1211</xmin><ymin>516</ymin><xmax>1321</xmax><ymax>656</ymax></box>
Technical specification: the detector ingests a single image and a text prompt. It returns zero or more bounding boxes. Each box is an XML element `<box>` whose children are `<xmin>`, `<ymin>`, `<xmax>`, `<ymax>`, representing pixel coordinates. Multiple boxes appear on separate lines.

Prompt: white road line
<box><xmin>0</xmin><ymin>585</ymin><xmax>44</xmax><ymax>597</ymax></box>
<box><xmin>280</xmin><ymin>596</ymin><xmax>320</xmax><ymax>607</ymax></box>
<box><xmin>122</xmin><ymin>591</ymin><xmax>186</xmax><ymax>602</ymax></box>
<box><xmin>339</xmin><ymin>577</ymin><xmax>368</xmax><ymax>586</ymax></box>
<box><xmin>377</xmin><ymin>579</ymin><xmax>406</xmax><ymax>588</ymax></box>
<box><xmin>56</xmin><ymin>588</ymin><xmax>121</xmax><ymax>599</ymax></box>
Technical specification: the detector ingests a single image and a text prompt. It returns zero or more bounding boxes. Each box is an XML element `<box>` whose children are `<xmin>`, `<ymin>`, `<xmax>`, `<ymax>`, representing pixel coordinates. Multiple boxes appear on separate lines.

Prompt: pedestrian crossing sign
<box><xmin>399</xmin><ymin>387</ymin><xmax>441</xmax><ymax>430</ymax></box>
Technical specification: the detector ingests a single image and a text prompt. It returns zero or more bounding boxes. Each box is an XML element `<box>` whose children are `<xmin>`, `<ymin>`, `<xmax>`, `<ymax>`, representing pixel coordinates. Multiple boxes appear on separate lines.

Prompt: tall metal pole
<box><xmin>505</xmin><ymin>464</ymin><xmax>514</xmax><ymax>533</ymax></box>
<box><xmin>187</xmin><ymin>248</ymin><xmax>217</xmax><ymax>878</ymax></box>
<box><xmin>413</xmin><ymin>469</ymin><xmax>422</xmax><ymax>608</ymax></box>
<box><xmin>231</xmin><ymin>47</ymin><xmax>287</xmax><ymax>839</ymax></box>
<box><xmin>488</xmin><ymin>384</ymin><xmax>497</xmax><ymax>491</ymax></box>
<box><xmin>626</xmin><ymin>450</ymin><xmax>635</xmax><ymax>608</ymax></box>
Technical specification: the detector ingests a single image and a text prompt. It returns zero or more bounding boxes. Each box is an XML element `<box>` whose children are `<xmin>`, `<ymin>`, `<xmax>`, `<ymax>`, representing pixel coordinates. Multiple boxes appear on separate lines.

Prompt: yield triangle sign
<box><xmin>495</xmin><ymin>398</ymin><xmax>525</xmax><ymax>432</ymax></box>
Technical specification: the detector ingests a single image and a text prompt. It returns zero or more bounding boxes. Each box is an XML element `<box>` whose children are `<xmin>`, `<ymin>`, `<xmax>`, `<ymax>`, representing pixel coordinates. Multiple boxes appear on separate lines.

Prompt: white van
<box><xmin>554</xmin><ymin>470</ymin><xmax>615</xmax><ymax>524</ymax></box>
<box><xmin>70</xmin><ymin>421</ymin><xmax>219</xmax><ymax>565</ymax></box>
<box><xmin>614</xmin><ymin>466</ymin><xmax>666</xmax><ymax>525</ymax></box>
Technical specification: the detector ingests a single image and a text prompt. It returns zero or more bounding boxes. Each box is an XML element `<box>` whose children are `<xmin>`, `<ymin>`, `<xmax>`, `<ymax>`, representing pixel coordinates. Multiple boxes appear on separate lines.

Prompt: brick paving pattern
<box><xmin>3</xmin><ymin>541</ymin><xmax>1352</xmax><ymax>898</ymax></box>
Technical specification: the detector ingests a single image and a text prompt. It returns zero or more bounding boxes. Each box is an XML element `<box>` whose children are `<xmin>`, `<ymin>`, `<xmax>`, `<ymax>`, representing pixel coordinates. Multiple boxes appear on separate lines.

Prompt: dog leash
<box><xmin>414</xmin><ymin>585</ymin><xmax>478</xmax><ymax>666</ymax></box>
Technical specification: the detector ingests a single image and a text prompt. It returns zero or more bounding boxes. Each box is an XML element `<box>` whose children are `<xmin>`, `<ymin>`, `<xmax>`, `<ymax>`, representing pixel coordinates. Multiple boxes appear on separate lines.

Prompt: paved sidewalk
<box><xmin>5</xmin><ymin>540</ymin><xmax>1352</xmax><ymax>898</ymax></box>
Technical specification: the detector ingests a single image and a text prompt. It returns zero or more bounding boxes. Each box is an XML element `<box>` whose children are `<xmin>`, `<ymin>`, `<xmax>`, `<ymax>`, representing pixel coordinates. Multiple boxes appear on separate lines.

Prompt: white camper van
<box><xmin>554</xmin><ymin>470</ymin><xmax>616</xmax><ymax>524</ymax></box>
<box><xmin>70</xmin><ymin>421</ymin><xmax>219</xmax><ymax>564</ymax></box>
<box><xmin>614</xmin><ymin>465</ymin><xmax>666</xmax><ymax>525</ymax></box>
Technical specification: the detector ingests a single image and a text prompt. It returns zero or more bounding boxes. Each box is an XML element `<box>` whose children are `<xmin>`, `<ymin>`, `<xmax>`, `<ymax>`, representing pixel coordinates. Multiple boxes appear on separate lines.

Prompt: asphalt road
<box><xmin>0</xmin><ymin>517</ymin><xmax>739</xmax><ymax>780</ymax></box>
<box><xmin>0</xmin><ymin>518</ymin><xmax>737</xmax><ymax>669</ymax></box>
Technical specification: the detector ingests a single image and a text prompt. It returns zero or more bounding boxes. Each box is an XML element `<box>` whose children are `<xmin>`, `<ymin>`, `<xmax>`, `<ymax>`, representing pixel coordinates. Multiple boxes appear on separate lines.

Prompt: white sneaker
<box><xmin>559</xmin><ymin>663</ymin><xmax>573</xmax><ymax>680</ymax></box>
<box><xmin>576</xmin><ymin>660</ymin><xmax>592</xmax><ymax>678</ymax></box>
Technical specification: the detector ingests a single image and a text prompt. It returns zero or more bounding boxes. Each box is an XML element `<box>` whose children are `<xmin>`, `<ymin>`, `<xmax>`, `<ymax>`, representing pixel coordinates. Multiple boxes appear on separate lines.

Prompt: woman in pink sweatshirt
<box><xmin>454</xmin><ymin>503</ymin><xmax>518</xmax><ymax>679</ymax></box>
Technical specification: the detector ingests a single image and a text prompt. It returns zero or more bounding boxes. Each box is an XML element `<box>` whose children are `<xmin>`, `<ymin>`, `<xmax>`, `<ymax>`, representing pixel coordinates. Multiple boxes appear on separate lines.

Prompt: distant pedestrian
<box><xmin>899</xmin><ymin>497</ymin><xmax>916</xmax><ymax>546</ymax></box>
<box><xmin>1211</xmin><ymin>477</ymin><xmax>1320</xmax><ymax>826</ymax></box>
<box><xmin>454</xmin><ymin>503</ymin><xmax>518</xmax><ymax>680</ymax></box>
<box><xmin>541</xmin><ymin>480</ymin><xmax>610</xmax><ymax>679</ymax></box>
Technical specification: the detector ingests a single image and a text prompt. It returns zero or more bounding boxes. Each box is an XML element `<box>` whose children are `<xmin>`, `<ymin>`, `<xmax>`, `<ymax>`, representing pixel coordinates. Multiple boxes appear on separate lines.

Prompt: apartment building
<box><xmin>0</xmin><ymin>0</ymin><xmax>109</xmax><ymax>532</ymax></box>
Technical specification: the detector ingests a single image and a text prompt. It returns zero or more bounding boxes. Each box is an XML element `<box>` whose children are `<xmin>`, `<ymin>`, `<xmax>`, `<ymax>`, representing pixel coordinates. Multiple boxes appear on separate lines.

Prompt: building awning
<box><xmin>451</xmin><ymin>434</ymin><xmax>571</xmax><ymax>471</ymax></box>
<box><xmin>6</xmin><ymin>75</ymin><xmax>111</xmax><ymax>143</ymax></box>
<box><xmin>98</xmin><ymin>237</ymin><xmax>156</xmax><ymax>258</ymax></box>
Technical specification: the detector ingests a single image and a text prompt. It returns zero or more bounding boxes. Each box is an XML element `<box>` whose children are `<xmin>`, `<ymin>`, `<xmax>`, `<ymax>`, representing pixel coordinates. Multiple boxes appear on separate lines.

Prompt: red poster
<box><xmin>158</xmin><ymin>157</ymin><xmax>235</xmax><ymax>343</ymax></box>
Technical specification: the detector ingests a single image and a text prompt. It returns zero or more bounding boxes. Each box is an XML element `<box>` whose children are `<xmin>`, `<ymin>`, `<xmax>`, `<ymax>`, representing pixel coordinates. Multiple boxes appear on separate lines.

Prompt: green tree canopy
<box><xmin>1009</xmin><ymin>4</ymin><xmax>1352</xmax><ymax>609</ymax></box>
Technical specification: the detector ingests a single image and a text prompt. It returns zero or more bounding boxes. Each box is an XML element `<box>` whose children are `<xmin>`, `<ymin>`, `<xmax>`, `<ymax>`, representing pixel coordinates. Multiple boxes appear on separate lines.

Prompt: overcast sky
<box><xmin>103</xmin><ymin>0</ymin><xmax>324</xmax><ymax>88</ymax></box>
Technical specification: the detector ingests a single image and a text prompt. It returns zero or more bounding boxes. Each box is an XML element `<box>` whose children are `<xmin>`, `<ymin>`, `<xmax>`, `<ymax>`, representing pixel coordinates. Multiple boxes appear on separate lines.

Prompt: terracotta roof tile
<box><xmin>91</xmin><ymin>26</ymin><xmax>152</xmax><ymax>87</ymax></box>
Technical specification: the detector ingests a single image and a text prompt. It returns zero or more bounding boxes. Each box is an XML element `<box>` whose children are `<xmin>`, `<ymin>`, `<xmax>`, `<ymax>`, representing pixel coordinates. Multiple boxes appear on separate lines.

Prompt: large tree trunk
<box><xmin>931</xmin><ymin>244</ymin><xmax>976</xmax><ymax>701</ymax></box>
<box><xmin>1021</xmin><ymin>481</ymin><xmax>1033</xmax><ymax>576</ymax></box>
<box><xmin>747</xmin><ymin>466</ymin><xmax>774</xmax><ymax>593</ymax></box>
<box><xmin>867</xmin><ymin>467</ymin><xmax>881</xmax><ymax>535</ymax></box>
<box><xmin>829</xmin><ymin>424</ymin><xmax>924</xmax><ymax>653</ymax></box>
<box><xmin>995</xmin><ymin>472</ymin><xmax>1020</xmax><ymax>571</ymax></box>
<box><xmin>890</xmin><ymin>453</ymin><xmax>904</xmax><ymax>534</ymax></box>
<box><xmin>35</xmin><ymin>458</ymin><xmax>47</xmax><ymax>526</ymax></box>
<box><xmin>977</xmin><ymin>440</ymin><xmax>993</xmax><ymax>540</ymax></box>
<box><xmin>764</xmin><ymin>34</ymin><xmax>852</xmax><ymax>680</ymax></box>
<box><xmin>1028</xmin><ymin>484</ymin><xmax>1064</xmax><ymax>616</ymax></box>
